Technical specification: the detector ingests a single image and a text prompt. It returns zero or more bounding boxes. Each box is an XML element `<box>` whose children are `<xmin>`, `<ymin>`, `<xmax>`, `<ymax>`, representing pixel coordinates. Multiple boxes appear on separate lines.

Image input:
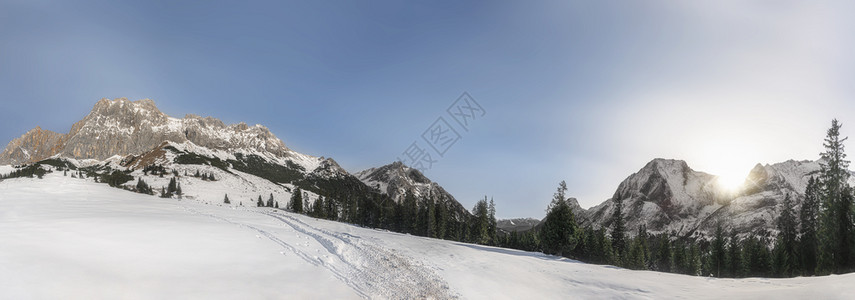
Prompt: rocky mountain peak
<box><xmin>0</xmin><ymin>97</ymin><xmax>294</xmax><ymax>164</ymax></box>
<box><xmin>356</xmin><ymin>161</ymin><xmax>470</xmax><ymax>220</ymax></box>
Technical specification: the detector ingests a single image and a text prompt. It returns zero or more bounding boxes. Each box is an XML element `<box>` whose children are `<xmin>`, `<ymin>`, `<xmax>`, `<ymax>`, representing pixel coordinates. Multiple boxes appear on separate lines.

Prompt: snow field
<box><xmin>2</xmin><ymin>172</ymin><xmax>855</xmax><ymax>299</ymax></box>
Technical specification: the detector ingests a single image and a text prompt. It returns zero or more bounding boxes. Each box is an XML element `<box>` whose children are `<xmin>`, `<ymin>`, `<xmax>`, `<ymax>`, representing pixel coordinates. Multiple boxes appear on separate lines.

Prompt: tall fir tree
<box><xmin>817</xmin><ymin>119</ymin><xmax>853</xmax><ymax>274</ymax></box>
<box><xmin>402</xmin><ymin>191</ymin><xmax>418</xmax><ymax>234</ymax></box>
<box><xmin>727</xmin><ymin>231</ymin><xmax>742</xmax><ymax>278</ymax></box>
<box><xmin>611</xmin><ymin>197</ymin><xmax>626</xmax><ymax>261</ymax></box>
<box><xmin>326</xmin><ymin>195</ymin><xmax>337</xmax><ymax>220</ymax></box>
<box><xmin>775</xmin><ymin>193</ymin><xmax>798</xmax><ymax>277</ymax></box>
<box><xmin>488</xmin><ymin>198</ymin><xmax>497</xmax><ymax>244</ymax></box>
<box><xmin>291</xmin><ymin>188</ymin><xmax>303</xmax><ymax>213</ymax></box>
<box><xmin>539</xmin><ymin>181</ymin><xmax>579</xmax><ymax>257</ymax></box>
<box><xmin>313</xmin><ymin>196</ymin><xmax>326</xmax><ymax>218</ymax></box>
<box><xmin>800</xmin><ymin>176</ymin><xmax>820</xmax><ymax>275</ymax></box>
<box><xmin>472</xmin><ymin>197</ymin><xmax>491</xmax><ymax>245</ymax></box>
<box><xmin>711</xmin><ymin>223</ymin><xmax>726</xmax><ymax>277</ymax></box>
<box><xmin>427</xmin><ymin>198</ymin><xmax>437</xmax><ymax>238</ymax></box>
<box><xmin>436</xmin><ymin>197</ymin><xmax>448</xmax><ymax>240</ymax></box>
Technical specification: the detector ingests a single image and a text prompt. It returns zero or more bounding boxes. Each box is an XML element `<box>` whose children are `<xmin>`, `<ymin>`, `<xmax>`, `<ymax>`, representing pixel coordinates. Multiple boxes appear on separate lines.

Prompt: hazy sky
<box><xmin>2</xmin><ymin>1</ymin><xmax>854</xmax><ymax>218</ymax></box>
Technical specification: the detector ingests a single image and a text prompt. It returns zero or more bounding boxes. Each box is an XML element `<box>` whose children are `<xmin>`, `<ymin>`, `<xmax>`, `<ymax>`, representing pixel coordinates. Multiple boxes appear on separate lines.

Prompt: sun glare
<box><xmin>692</xmin><ymin>141</ymin><xmax>755</xmax><ymax>193</ymax></box>
<box><xmin>716</xmin><ymin>172</ymin><xmax>747</xmax><ymax>192</ymax></box>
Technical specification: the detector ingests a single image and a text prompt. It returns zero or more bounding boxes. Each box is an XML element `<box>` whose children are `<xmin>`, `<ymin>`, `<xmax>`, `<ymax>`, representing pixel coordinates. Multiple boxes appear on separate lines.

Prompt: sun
<box><xmin>716</xmin><ymin>172</ymin><xmax>746</xmax><ymax>192</ymax></box>
<box><xmin>690</xmin><ymin>140</ymin><xmax>755</xmax><ymax>194</ymax></box>
<box><xmin>716</xmin><ymin>168</ymin><xmax>748</xmax><ymax>193</ymax></box>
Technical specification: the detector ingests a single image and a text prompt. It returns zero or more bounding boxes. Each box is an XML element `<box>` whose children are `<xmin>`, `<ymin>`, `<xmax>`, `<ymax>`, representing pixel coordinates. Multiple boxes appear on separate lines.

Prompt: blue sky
<box><xmin>2</xmin><ymin>1</ymin><xmax>855</xmax><ymax>218</ymax></box>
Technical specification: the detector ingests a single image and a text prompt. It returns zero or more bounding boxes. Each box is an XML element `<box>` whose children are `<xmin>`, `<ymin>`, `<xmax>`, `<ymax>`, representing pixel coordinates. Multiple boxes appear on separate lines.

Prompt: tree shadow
<box><xmin>455</xmin><ymin>243</ymin><xmax>600</xmax><ymax>266</ymax></box>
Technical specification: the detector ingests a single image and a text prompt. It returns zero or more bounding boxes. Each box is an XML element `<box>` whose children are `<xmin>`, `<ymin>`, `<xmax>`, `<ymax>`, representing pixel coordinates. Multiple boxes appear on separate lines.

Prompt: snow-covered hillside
<box><xmin>3</xmin><ymin>173</ymin><xmax>854</xmax><ymax>299</ymax></box>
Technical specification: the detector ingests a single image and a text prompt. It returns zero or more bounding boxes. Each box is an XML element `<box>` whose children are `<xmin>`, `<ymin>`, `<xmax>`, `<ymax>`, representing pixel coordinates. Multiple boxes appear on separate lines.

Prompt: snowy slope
<box><xmin>3</xmin><ymin>174</ymin><xmax>855</xmax><ymax>299</ymax></box>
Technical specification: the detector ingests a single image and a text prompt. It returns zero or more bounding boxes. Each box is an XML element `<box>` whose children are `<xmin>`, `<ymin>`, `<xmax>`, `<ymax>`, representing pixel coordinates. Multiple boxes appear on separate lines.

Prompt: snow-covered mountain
<box><xmin>579</xmin><ymin>158</ymin><xmax>851</xmax><ymax>239</ymax></box>
<box><xmin>497</xmin><ymin>218</ymin><xmax>541</xmax><ymax>232</ymax></box>
<box><xmin>356</xmin><ymin>161</ymin><xmax>470</xmax><ymax>220</ymax></box>
<box><xmin>0</xmin><ymin>98</ymin><xmax>294</xmax><ymax>165</ymax></box>
<box><xmin>0</xmin><ymin>98</ymin><xmax>471</xmax><ymax>218</ymax></box>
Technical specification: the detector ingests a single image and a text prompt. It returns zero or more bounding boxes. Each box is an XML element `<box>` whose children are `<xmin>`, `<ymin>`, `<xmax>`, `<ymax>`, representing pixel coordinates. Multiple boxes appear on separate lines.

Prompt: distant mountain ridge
<box><xmin>497</xmin><ymin>218</ymin><xmax>541</xmax><ymax>232</ymax></box>
<box><xmin>0</xmin><ymin>98</ymin><xmax>473</xmax><ymax>221</ymax></box>
<box><xmin>2</xmin><ymin>98</ymin><xmax>842</xmax><ymax>241</ymax></box>
<box><xmin>0</xmin><ymin>98</ymin><xmax>291</xmax><ymax>165</ymax></box>
<box><xmin>575</xmin><ymin>158</ymin><xmax>853</xmax><ymax>239</ymax></box>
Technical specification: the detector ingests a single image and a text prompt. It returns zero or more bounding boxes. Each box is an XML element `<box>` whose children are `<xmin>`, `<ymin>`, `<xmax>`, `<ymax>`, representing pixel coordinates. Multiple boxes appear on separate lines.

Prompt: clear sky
<box><xmin>2</xmin><ymin>1</ymin><xmax>854</xmax><ymax>219</ymax></box>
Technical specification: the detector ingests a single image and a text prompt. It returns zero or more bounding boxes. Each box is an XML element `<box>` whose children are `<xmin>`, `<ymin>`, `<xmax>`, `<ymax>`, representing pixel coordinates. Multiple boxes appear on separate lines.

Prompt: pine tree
<box><xmin>224</xmin><ymin>194</ymin><xmax>230</xmax><ymax>204</ymax></box>
<box><xmin>539</xmin><ymin>181</ymin><xmax>579</xmax><ymax>257</ymax></box>
<box><xmin>402</xmin><ymin>191</ymin><xmax>418</xmax><ymax>233</ymax></box>
<box><xmin>711</xmin><ymin>223</ymin><xmax>726</xmax><ymax>277</ymax></box>
<box><xmin>727</xmin><ymin>231</ymin><xmax>742</xmax><ymax>278</ymax></box>
<box><xmin>775</xmin><ymin>193</ymin><xmax>797</xmax><ymax>277</ymax></box>
<box><xmin>267</xmin><ymin>193</ymin><xmax>274</xmax><ymax>207</ymax></box>
<box><xmin>427</xmin><ymin>199</ymin><xmax>437</xmax><ymax>238</ymax></box>
<box><xmin>611</xmin><ymin>197</ymin><xmax>626</xmax><ymax>261</ymax></box>
<box><xmin>472</xmin><ymin>197</ymin><xmax>491</xmax><ymax>244</ymax></box>
<box><xmin>688</xmin><ymin>243</ymin><xmax>701</xmax><ymax>276</ymax></box>
<box><xmin>800</xmin><ymin>176</ymin><xmax>820</xmax><ymax>275</ymax></box>
<box><xmin>672</xmin><ymin>242</ymin><xmax>689</xmax><ymax>274</ymax></box>
<box><xmin>167</xmin><ymin>177</ymin><xmax>177</xmax><ymax>195</ymax></box>
<box><xmin>488</xmin><ymin>197</ymin><xmax>498</xmax><ymax>244</ymax></box>
<box><xmin>817</xmin><ymin>119</ymin><xmax>853</xmax><ymax>274</ymax></box>
<box><xmin>256</xmin><ymin>195</ymin><xmax>264</xmax><ymax>207</ymax></box>
<box><xmin>326</xmin><ymin>195</ymin><xmax>337</xmax><ymax>220</ymax></box>
<box><xmin>436</xmin><ymin>197</ymin><xmax>448</xmax><ymax>240</ymax></box>
<box><xmin>291</xmin><ymin>188</ymin><xmax>303</xmax><ymax>213</ymax></box>
<box><xmin>313</xmin><ymin>196</ymin><xmax>326</xmax><ymax>218</ymax></box>
<box><xmin>135</xmin><ymin>178</ymin><xmax>152</xmax><ymax>195</ymax></box>
<box><xmin>656</xmin><ymin>235</ymin><xmax>672</xmax><ymax>272</ymax></box>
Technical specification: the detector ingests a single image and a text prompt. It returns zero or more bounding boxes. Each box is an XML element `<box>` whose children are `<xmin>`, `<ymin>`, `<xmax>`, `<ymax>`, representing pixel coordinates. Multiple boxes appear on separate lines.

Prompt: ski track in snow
<box><xmin>181</xmin><ymin>205</ymin><xmax>457</xmax><ymax>300</ymax></box>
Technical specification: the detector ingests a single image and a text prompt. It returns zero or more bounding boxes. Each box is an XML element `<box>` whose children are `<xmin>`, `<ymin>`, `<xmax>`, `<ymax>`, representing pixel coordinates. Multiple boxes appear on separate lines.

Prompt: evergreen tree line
<box><xmin>496</xmin><ymin>119</ymin><xmax>855</xmax><ymax>278</ymax></box>
<box><xmin>273</xmin><ymin>182</ymin><xmax>500</xmax><ymax>246</ymax></box>
<box><xmin>1</xmin><ymin>164</ymin><xmax>48</xmax><ymax>179</ymax></box>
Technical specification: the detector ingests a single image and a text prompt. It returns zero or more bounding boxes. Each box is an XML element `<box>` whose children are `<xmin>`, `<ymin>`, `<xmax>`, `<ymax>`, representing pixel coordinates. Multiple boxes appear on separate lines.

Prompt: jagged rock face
<box><xmin>356</xmin><ymin>161</ymin><xmax>470</xmax><ymax>218</ymax></box>
<box><xmin>357</xmin><ymin>161</ymin><xmax>435</xmax><ymax>201</ymax></box>
<box><xmin>0</xmin><ymin>98</ymin><xmax>292</xmax><ymax>164</ymax></box>
<box><xmin>582</xmin><ymin>159</ymin><xmax>720</xmax><ymax>235</ymax></box>
<box><xmin>0</xmin><ymin>127</ymin><xmax>66</xmax><ymax>165</ymax></box>
<box><xmin>580</xmin><ymin>158</ymin><xmax>845</xmax><ymax>239</ymax></box>
<box><xmin>693</xmin><ymin>160</ymin><xmax>827</xmax><ymax>237</ymax></box>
